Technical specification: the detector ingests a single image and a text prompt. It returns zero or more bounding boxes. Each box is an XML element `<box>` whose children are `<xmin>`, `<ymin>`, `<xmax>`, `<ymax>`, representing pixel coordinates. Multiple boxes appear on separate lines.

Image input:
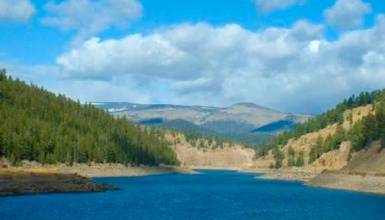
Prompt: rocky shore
<box><xmin>0</xmin><ymin>169</ymin><xmax>115</xmax><ymax>196</ymax></box>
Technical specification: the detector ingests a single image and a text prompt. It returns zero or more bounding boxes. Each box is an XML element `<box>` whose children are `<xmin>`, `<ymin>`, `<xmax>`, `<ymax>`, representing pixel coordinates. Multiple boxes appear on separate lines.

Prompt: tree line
<box><xmin>0</xmin><ymin>69</ymin><xmax>179</xmax><ymax>166</ymax></box>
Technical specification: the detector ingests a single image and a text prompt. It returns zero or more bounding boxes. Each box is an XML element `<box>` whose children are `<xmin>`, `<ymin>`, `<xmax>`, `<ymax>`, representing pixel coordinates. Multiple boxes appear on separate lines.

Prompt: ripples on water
<box><xmin>0</xmin><ymin>170</ymin><xmax>384</xmax><ymax>220</ymax></box>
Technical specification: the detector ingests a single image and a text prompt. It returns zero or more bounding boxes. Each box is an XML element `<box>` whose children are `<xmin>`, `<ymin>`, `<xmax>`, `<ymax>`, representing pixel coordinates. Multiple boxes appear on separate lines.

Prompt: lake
<box><xmin>0</xmin><ymin>170</ymin><xmax>384</xmax><ymax>220</ymax></box>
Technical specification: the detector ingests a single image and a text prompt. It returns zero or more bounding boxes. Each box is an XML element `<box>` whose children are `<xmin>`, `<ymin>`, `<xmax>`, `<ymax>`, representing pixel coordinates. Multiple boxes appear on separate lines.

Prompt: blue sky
<box><xmin>1</xmin><ymin>0</ymin><xmax>385</xmax><ymax>114</ymax></box>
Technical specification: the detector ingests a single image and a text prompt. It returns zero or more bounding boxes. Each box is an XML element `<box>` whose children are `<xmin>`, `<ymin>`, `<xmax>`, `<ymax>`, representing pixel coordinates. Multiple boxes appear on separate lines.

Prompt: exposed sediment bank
<box><xmin>0</xmin><ymin>169</ymin><xmax>115</xmax><ymax>196</ymax></box>
<box><xmin>307</xmin><ymin>171</ymin><xmax>385</xmax><ymax>195</ymax></box>
<box><xmin>253</xmin><ymin>169</ymin><xmax>320</xmax><ymax>182</ymax></box>
<box><xmin>56</xmin><ymin>163</ymin><xmax>195</xmax><ymax>177</ymax></box>
<box><xmin>247</xmin><ymin>168</ymin><xmax>385</xmax><ymax>195</ymax></box>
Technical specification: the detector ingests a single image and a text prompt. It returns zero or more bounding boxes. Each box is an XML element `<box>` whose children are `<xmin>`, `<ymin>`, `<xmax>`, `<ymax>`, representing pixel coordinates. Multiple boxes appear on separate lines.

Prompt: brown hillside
<box><xmin>254</xmin><ymin>104</ymin><xmax>373</xmax><ymax>170</ymax></box>
<box><xmin>165</xmin><ymin>133</ymin><xmax>255</xmax><ymax>169</ymax></box>
<box><xmin>342</xmin><ymin>141</ymin><xmax>385</xmax><ymax>175</ymax></box>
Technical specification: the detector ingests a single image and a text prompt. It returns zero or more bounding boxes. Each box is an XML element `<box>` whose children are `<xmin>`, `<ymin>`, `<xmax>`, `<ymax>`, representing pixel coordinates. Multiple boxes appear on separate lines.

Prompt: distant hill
<box><xmin>92</xmin><ymin>102</ymin><xmax>309</xmax><ymax>144</ymax></box>
<box><xmin>0</xmin><ymin>69</ymin><xmax>178</xmax><ymax>166</ymax></box>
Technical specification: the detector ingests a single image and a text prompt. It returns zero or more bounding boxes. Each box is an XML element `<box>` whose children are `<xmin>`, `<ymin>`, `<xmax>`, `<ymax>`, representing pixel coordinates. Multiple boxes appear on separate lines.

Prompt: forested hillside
<box><xmin>259</xmin><ymin>90</ymin><xmax>384</xmax><ymax>153</ymax></box>
<box><xmin>0</xmin><ymin>69</ymin><xmax>179</xmax><ymax>166</ymax></box>
<box><xmin>257</xmin><ymin>89</ymin><xmax>385</xmax><ymax>168</ymax></box>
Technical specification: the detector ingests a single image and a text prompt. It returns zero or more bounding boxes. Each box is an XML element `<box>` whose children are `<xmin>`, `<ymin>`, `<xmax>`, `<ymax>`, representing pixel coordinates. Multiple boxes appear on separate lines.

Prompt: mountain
<box><xmin>92</xmin><ymin>102</ymin><xmax>309</xmax><ymax>144</ymax></box>
<box><xmin>0</xmin><ymin>69</ymin><xmax>178</xmax><ymax>166</ymax></box>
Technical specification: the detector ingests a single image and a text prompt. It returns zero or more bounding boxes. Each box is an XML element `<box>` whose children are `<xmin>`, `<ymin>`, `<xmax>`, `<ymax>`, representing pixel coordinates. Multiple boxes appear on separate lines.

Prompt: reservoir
<box><xmin>0</xmin><ymin>170</ymin><xmax>384</xmax><ymax>220</ymax></box>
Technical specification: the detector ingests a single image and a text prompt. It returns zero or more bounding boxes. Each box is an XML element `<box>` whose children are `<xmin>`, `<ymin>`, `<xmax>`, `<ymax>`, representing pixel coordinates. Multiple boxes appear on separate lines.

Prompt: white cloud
<box><xmin>324</xmin><ymin>0</ymin><xmax>371</xmax><ymax>30</ymax></box>
<box><xmin>255</xmin><ymin>0</ymin><xmax>304</xmax><ymax>13</ymax></box>
<box><xmin>0</xmin><ymin>0</ymin><xmax>35</xmax><ymax>22</ymax></box>
<box><xmin>307</xmin><ymin>40</ymin><xmax>322</xmax><ymax>53</ymax></box>
<box><xmin>42</xmin><ymin>0</ymin><xmax>142</xmax><ymax>45</ymax></box>
<box><xmin>53</xmin><ymin>16</ymin><xmax>385</xmax><ymax>113</ymax></box>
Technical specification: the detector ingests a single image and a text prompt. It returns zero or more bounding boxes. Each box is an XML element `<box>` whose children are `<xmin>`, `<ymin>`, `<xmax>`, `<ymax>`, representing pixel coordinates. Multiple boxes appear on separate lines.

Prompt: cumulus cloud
<box><xmin>42</xmin><ymin>0</ymin><xmax>142</xmax><ymax>45</ymax></box>
<box><xmin>0</xmin><ymin>0</ymin><xmax>35</xmax><ymax>22</ymax></box>
<box><xmin>255</xmin><ymin>0</ymin><xmax>304</xmax><ymax>13</ymax></box>
<box><xmin>54</xmin><ymin>17</ymin><xmax>385</xmax><ymax>113</ymax></box>
<box><xmin>324</xmin><ymin>0</ymin><xmax>371</xmax><ymax>30</ymax></box>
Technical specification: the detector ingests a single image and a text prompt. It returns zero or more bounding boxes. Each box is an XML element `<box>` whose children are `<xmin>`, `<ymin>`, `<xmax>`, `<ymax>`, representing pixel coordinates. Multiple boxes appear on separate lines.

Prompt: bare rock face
<box><xmin>281</xmin><ymin>124</ymin><xmax>339</xmax><ymax>167</ymax></box>
<box><xmin>311</xmin><ymin>141</ymin><xmax>351</xmax><ymax>170</ymax></box>
<box><xmin>253</xmin><ymin>151</ymin><xmax>276</xmax><ymax>169</ymax></box>
<box><xmin>174</xmin><ymin>144</ymin><xmax>255</xmax><ymax>169</ymax></box>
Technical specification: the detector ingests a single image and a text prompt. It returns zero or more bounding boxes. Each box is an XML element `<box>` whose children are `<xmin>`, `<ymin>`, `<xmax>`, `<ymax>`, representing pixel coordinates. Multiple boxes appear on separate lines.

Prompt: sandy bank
<box><xmin>255</xmin><ymin>170</ymin><xmax>318</xmax><ymax>182</ymax></box>
<box><xmin>4</xmin><ymin>161</ymin><xmax>196</xmax><ymax>178</ymax></box>
<box><xmin>307</xmin><ymin>171</ymin><xmax>385</xmax><ymax>195</ymax></box>
<box><xmin>56</xmin><ymin>164</ymin><xmax>195</xmax><ymax>177</ymax></box>
<box><xmin>242</xmin><ymin>167</ymin><xmax>322</xmax><ymax>182</ymax></box>
<box><xmin>246</xmin><ymin>167</ymin><xmax>385</xmax><ymax>195</ymax></box>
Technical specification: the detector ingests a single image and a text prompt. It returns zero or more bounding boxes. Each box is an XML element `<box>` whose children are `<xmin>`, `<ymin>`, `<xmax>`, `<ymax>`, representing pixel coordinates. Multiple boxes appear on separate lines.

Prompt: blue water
<box><xmin>0</xmin><ymin>170</ymin><xmax>384</xmax><ymax>220</ymax></box>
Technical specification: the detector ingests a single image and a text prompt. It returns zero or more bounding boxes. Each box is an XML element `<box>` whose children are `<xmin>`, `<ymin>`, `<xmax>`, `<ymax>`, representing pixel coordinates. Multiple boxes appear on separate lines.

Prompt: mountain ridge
<box><xmin>92</xmin><ymin>101</ymin><xmax>310</xmax><ymax>144</ymax></box>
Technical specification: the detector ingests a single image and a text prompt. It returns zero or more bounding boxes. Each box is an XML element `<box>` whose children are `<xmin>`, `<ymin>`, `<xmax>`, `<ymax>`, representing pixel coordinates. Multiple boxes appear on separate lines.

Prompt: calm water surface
<box><xmin>0</xmin><ymin>170</ymin><xmax>384</xmax><ymax>220</ymax></box>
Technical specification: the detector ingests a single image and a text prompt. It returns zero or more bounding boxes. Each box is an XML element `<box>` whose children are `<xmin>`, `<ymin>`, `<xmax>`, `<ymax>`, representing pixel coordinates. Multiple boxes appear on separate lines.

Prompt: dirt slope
<box><xmin>342</xmin><ymin>141</ymin><xmax>385</xmax><ymax>175</ymax></box>
<box><xmin>166</xmin><ymin>133</ymin><xmax>255</xmax><ymax>169</ymax></box>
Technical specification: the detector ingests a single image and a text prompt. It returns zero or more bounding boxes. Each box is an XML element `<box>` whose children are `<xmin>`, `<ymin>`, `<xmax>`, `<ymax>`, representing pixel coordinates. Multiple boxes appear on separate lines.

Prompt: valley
<box><xmin>1</xmin><ymin>69</ymin><xmax>385</xmax><ymax>196</ymax></box>
<box><xmin>2</xmin><ymin>1</ymin><xmax>385</xmax><ymax>219</ymax></box>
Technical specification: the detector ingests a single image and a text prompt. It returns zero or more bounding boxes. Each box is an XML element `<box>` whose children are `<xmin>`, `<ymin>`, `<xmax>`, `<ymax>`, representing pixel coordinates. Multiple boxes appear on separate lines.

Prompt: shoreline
<box><xmin>58</xmin><ymin>164</ymin><xmax>196</xmax><ymax>178</ymax></box>
<box><xmin>26</xmin><ymin>162</ymin><xmax>385</xmax><ymax>196</ymax></box>
<box><xmin>2</xmin><ymin>162</ymin><xmax>384</xmax><ymax>196</ymax></box>
<box><xmin>0</xmin><ymin>163</ymin><xmax>195</xmax><ymax>196</ymax></box>
<box><xmin>242</xmin><ymin>167</ymin><xmax>385</xmax><ymax>195</ymax></box>
<box><xmin>306</xmin><ymin>171</ymin><xmax>385</xmax><ymax>195</ymax></box>
<box><xmin>3</xmin><ymin>163</ymin><xmax>197</xmax><ymax>178</ymax></box>
<box><xmin>0</xmin><ymin>169</ymin><xmax>115</xmax><ymax>196</ymax></box>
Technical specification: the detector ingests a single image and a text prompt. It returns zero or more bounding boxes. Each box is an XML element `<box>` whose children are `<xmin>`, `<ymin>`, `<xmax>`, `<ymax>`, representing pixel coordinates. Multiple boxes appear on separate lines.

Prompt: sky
<box><xmin>1</xmin><ymin>0</ymin><xmax>385</xmax><ymax>114</ymax></box>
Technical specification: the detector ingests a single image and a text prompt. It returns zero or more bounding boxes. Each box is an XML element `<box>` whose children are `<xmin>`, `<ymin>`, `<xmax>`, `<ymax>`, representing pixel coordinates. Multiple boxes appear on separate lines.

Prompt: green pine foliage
<box><xmin>259</xmin><ymin>89</ymin><xmax>384</xmax><ymax>153</ymax></box>
<box><xmin>295</xmin><ymin>151</ymin><xmax>304</xmax><ymax>167</ymax></box>
<box><xmin>305</xmin><ymin>94</ymin><xmax>385</xmax><ymax>155</ymax></box>
<box><xmin>0</xmin><ymin>69</ymin><xmax>179</xmax><ymax>166</ymax></box>
<box><xmin>272</xmin><ymin>146</ymin><xmax>284</xmax><ymax>168</ymax></box>
<box><xmin>182</xmin><ymin>130</ymin><xmax>230</xmax><ymax>149</ymax></box>
<box><xmin>347</xmin><ymin>95</ymin><xmax>385</xmax><ymax>151</ymax></box>
<box><xmin>287</xmin><ymin>146</ymin><xmax>295</xmax><ymax>167</ymax></box>
<box><xmin>287</xmin><ymin>147</ymin><xmax>304</xmax><ymax>167</ymax></box>
<box><xmin>309</xmin><ymin>136</ymin><xmax>323</xmax><ymax>163</ymax></box>
<box><xmin>319</xmin><ymin>96</ymin><xmax>385</xmax><ymax>153</ymax></box>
